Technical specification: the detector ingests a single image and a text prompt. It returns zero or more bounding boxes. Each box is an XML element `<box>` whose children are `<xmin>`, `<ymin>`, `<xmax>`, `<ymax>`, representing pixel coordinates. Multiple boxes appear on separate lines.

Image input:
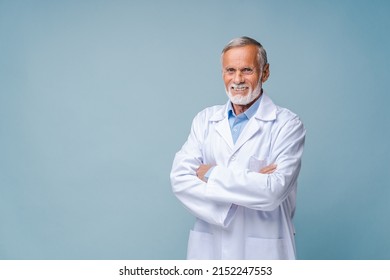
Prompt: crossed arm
<box><xmin>171</xmin><ymin>114</ymin><xmax>305</xmax><ymax>226</ymax></box>
<box><xmin>196</xmin><ymin>163</ymin><xmax>277</xmax><ymax>182</ymax></box>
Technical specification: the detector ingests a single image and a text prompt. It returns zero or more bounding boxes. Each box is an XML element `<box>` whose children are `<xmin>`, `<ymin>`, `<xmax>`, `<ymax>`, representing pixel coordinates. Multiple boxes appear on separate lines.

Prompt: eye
<box><xmin>241</xmin><ymin>68</ymin><xmax>254</xmax><ymax>75</ymax></box>
<box><xmin>225</xmin><ymin>68</ymin><xmax>236</xmax><ymax>74</ymax></box>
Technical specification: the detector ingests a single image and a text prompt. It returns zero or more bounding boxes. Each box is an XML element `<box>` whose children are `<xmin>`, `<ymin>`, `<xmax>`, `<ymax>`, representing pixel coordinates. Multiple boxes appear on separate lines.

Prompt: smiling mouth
<box><xmin>231</xmin><ymin>84</ymin><xmax>249</xmax><ymax>92</ymax></box>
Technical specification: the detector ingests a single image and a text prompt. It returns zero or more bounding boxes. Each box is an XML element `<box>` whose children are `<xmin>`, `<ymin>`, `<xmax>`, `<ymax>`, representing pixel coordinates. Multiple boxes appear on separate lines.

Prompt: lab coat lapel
<box><xmin>211</xmin><ymin>103</ymin><xmax>234</xmax><ymax>150</ymax></box>
<box><xmin>233</xmin><ymin>94</ymin><xmax>277</xmax><ymax>154</ymax></box>
<box><xmin>233</xmin><ymin>117</ymin><xmax>262</xmax><ymax>154</ymax></box>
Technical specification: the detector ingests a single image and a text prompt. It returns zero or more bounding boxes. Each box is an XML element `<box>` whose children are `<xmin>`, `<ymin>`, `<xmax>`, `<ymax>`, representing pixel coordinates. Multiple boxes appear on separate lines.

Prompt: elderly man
<box><xmin>170</xmin><ymin>36</ymin><xmax>305</xmax><ymax>259</ymax></box>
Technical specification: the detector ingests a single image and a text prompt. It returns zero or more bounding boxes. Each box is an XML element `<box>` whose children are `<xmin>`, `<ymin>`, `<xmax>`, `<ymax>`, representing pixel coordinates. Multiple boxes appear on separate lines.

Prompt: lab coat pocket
<box><xmin>187</xmin><ymin>230</ymin><xmax>215</xmax><ymax>260</ymax></box>
<box><xmin>249</xmin><ymin>156</ymin><xmax>268</xmax><ymax>172</ymax></box>
<box><xmin>245</xmin><ymin>236</ymin><xmax>291</xmax><ymax>260</ymax></box>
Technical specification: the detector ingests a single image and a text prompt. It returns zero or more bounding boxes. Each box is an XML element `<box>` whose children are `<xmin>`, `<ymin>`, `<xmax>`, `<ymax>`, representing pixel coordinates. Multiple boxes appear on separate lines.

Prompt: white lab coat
<box><xmin>170</xmin><ymin>94</ymin><xmax>306</xmax><ymax>259</ymax></box>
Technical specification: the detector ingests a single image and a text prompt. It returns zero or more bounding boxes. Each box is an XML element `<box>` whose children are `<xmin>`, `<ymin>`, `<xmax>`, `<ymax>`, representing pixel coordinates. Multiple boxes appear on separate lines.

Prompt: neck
<box><xmin>232</xmin><ymin>90</ymin><xmax>262</xmax><ymax>115</ymax></box>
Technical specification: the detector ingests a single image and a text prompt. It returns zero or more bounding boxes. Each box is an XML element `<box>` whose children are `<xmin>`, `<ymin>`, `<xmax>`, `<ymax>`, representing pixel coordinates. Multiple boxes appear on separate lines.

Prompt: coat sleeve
<box><xmin>205</xmin><ymin>116</ymin><xmax>306</xmax><ymax>211</ymax></box>
<box><xmin>170</xmin><ymin>112</ymin><xmax>235</xmax><ymax>227</ymax></box>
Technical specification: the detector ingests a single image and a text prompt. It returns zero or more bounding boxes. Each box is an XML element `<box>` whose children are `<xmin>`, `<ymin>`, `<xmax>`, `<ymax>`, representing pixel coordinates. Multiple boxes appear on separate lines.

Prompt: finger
<box><xmin>259</xmin><ymin>164</ymin><xmax>274</xmax><ymax>173</ymax></box>
<box><xmin>260</xmin><ymin>168</ymin><xmax>275</xmax><ymax>174</ymax></box>
<box><xmin>259</xmin><ymin>164</ymin><xmax>277</xmax><ymax>174</ymax></box>
<box><xmin>262</xmin><ymin>168</ymin><xmax>276</xmax><ymax>174</ymax></box>
<box><xmin>196</xmin><ymin>165</ymin><xmax>208</xmax><ymax>179</ymax></box>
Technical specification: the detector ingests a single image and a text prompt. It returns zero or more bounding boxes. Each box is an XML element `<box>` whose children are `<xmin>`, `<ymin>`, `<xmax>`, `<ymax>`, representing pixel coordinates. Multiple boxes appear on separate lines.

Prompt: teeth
<box><xmin>231</xmin><ymin>84</ymin><xmax>248</xmax><ymax>90</ymax></box>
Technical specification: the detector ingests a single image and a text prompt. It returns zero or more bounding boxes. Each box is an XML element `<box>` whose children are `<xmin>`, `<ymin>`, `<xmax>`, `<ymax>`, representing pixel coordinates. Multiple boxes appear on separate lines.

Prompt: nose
<box><xmin>233</xmin><ymin>70</ymin><xmax>244</xmax><ymax>84</ymax></box>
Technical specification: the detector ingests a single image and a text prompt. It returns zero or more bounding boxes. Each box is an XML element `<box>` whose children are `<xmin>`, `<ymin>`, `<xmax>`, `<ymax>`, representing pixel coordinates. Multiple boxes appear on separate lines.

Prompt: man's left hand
<box><xmin>196</xmin><ymin>164</ymin><xmax>213</xmax><ymax>182</ymax></box>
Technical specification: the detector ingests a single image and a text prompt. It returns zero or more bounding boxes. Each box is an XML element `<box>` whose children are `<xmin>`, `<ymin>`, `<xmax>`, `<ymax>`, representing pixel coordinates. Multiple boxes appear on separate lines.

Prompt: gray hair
<box><xmin>221</xmin><ymin>36</ymin><xmax>268</xmax><ymax>69</ymax></box>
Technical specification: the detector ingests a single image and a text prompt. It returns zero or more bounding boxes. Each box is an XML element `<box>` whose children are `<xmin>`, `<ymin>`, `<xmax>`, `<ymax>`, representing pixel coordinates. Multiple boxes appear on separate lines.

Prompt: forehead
<box><xmin>222</xmin><ymin>45</ymin><xmax>259</xmax><ymax>67</ymax></box>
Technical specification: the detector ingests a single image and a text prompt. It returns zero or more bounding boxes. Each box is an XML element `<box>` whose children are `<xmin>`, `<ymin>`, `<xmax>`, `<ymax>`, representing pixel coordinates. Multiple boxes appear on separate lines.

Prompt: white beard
<box><xmin>225</xmin><ymin>81</ymin><xmax>262</xmax><ymax>105</ymax></box>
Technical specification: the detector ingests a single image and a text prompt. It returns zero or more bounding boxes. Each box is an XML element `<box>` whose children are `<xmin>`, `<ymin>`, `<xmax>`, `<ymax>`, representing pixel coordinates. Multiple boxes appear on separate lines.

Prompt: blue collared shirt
<box><xmin>227</xmin><ymin>95</ymin><xmax>262</xmax><ymax>144</ymax></box>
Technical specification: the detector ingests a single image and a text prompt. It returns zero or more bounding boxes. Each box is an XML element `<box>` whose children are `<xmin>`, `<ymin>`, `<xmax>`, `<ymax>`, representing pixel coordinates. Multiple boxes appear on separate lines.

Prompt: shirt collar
<box><xmin>228</xmin><ymin>94</ymin><xmax>262</xmax><ymax>119</ymax></box>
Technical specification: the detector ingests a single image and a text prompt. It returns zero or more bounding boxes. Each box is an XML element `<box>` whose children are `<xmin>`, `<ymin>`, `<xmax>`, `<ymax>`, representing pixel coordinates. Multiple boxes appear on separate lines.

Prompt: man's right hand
<box><xmin>259</xmin><ymin>164</ymin><xmax>277</xmax><ymax>174</ymax></box>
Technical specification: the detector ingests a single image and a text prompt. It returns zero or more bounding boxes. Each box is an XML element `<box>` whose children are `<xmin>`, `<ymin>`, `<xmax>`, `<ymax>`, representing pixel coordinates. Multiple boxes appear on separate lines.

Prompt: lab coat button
<box><xmin>231</xmin><ymin>155</ymin><xmax>236</xmax><ymax>161</ymax></box>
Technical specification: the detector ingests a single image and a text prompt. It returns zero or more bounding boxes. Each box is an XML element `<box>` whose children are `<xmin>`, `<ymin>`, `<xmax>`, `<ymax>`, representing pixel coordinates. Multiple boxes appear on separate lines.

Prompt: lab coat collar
<box><xmin>233</xmin><ymin>93</ymin><xmax>277</xmax><ymax>153</ymax></box>
<box><xmin>254</xmin><ymin>93</ymin><xmax>277</xmax><ymax>121</ymax></box>
<box><xmin>209</xmin><ymin>104</ymin><xmax>228</xmax><ymax>122</ymax></box>
<box><xmin>209</xmin><ymin>93</ymin><xmax>277</xmax><ymax>122</ymax></box>
<box><xmin>209</xmin><ymin>93</ymin><xmax>277</xmax><ymax>151</ymax></box>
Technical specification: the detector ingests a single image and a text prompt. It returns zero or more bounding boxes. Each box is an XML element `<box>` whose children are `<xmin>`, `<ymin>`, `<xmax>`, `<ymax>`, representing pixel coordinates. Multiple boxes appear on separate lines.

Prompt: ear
<box><xmin>261</xmin><ymin>64</ymin><xmax>270</xmax><ymax>83</ymax></box>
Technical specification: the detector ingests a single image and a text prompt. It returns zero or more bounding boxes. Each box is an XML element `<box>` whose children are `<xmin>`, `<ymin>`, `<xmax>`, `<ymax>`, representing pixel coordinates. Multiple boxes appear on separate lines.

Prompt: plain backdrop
<box><xmin>1</xmin><ymin>0</ymin><xmax>389</xmax><ymax>259</ymax></box>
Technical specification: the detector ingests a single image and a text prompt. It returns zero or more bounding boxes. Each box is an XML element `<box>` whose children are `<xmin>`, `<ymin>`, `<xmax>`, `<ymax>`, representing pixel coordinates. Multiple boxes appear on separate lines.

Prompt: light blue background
<box><xmin>1</xmin><ymin>0</ymin><xmax>389</xmax><ymax>259</ymax></box>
